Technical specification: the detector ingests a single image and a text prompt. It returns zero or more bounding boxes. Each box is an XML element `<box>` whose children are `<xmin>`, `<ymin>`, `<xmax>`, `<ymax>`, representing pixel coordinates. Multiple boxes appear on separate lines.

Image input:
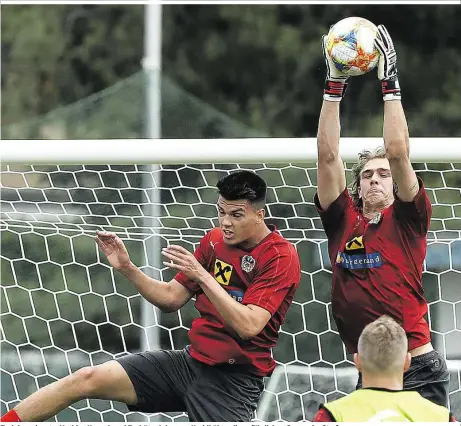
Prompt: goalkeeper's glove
<box><xmin>322</xmin><ymin>35</ymin><xmax>348</xmax><ymax>102</ymax></box>
<box><xmin>375</xmin><ymin>25</ymin><xmax>401</xmax><ymax>101</ymax></box>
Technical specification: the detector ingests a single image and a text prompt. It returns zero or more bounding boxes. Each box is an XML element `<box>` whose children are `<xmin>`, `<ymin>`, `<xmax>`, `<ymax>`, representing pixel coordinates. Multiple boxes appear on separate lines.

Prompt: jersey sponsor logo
<box><xmin>345</xmin><ymin>235</ymin><xmax>365</xmax><ymax>252</ymax></box>
<box><xmin>214</xmin><ymin>258</ymin><xmax>233</xmax><ymax>285</ymax></box>
<box><xmin>241</xmin><ymin>254</ymin><xmax>256</xmax><ymax>272</ymax></box>
<box><xmin>228</xmin><ymin>289</ymin><xmax>244</xmax><ymax>303</ymax></box>
<box><xmin>336</xmin><ymin>251</ymin><xmax>383</xmax><ymax>269</ymax></box>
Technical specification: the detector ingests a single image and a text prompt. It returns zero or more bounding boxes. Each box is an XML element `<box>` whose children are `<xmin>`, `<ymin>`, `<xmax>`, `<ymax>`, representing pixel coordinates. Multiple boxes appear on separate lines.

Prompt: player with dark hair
<box><xmin>315</xmin><ymin>24</ymin><xmax>449</xmax><ymax>407</ymax></box>
<box><xmin>313</xmin><ymin>316</ymin><xmax>457</xmax><ymax>422</ymax></box>
<box><xmin>1</xmin><ymin>170</ymin><xmax>301</xmax><ymax>423</ymax></box>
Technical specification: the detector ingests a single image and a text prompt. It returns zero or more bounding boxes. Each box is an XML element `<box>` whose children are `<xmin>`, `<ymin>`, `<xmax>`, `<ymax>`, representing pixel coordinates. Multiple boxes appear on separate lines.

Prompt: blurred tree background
<box><xmin>1</xmin><ymin>4</ymin><xmax>460</xmax><ymax>421</ymax></box>
<box><xmin>2</xmin><ymin>4</ymin><xmax>460</xmax><ymax>137</ymax></box>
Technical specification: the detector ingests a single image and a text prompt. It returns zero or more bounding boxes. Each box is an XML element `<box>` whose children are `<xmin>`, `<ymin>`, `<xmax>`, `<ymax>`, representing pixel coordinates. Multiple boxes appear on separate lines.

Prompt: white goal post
<box><xmin>1</xmin><ymin>137</ymin><xmax>460</xmax><ymax>422</ymax></box>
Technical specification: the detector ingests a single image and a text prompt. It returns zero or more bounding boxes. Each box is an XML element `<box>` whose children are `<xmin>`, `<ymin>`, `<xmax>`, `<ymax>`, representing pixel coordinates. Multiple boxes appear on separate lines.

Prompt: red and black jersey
<box><xmin>315</xmin><ymin>177</ymin><xmax>432</xmax><ymax>353</ymax></box>
<box><xmin>175</xmin><ymin>225</ymin><xmax>301</xmax><ymax>376</ymax></box>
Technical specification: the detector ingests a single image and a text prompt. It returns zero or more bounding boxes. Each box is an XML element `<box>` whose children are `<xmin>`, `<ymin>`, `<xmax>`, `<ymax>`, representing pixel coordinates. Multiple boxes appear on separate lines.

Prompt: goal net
<box><xmin>1</xmin><ymin>138</ymin><xmax>460</xmax><ymax>421</ymax></box>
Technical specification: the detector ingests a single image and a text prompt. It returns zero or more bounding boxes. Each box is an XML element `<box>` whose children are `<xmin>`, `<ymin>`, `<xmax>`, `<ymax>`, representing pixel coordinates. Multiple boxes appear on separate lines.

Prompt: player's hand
<box><xmin>162</xmin><ymin>245</ymin><xmax>208</xmax><ymax>282</ymax></box>
<box><xmin>322</xmin><ymin>35</ymin><xmax>348</xmax><ymax>82</ymax></box>
<box><xmin>374</xmin><ymin>24</ymin><xmax>401</xmax><ymax>100</ymax></box>
<box><xmin>375</xmin><ymin>25</ymin><xmax>398</xmax><ymax>81</ymax></box>
<box><xmin>322</xmin><ymin>34</ymin><xmax>348</xmax><ymax>102</ymax></box>
<box><xmin>95</xmin><ymin>231</ymin><xmax>131</xmax><ymax>271</ymax></box>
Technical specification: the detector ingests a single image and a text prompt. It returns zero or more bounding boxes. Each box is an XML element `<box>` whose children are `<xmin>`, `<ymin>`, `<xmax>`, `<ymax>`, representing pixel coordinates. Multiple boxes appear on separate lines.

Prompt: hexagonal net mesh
<box><xmin>1</xmin><ymin>161</ymin><xmax>460</xmax><ymax>421</ymax></box>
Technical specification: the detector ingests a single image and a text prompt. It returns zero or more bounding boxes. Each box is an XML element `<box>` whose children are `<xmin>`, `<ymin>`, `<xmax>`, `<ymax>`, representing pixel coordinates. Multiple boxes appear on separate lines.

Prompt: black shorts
<box><xmin>116</xmin><ymin>346</ymin><xmax>264</xmax><ymax>421</ymax></box>
<box><xmin>356</xmin><ymin>350</ymin><xmax>449</xmax><ymax>407</ymax></box>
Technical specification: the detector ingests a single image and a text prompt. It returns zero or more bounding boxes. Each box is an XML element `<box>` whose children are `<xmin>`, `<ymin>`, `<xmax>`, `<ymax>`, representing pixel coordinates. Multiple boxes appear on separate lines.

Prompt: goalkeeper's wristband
<box><xmin>381</xmin><ymin>76</ymin><xmax>401</xmax><ymax>101</ymax></box>
<box><xmin>323</xmin><ymin>79</ymin><xmax>348</xmax><ymax>102</ymax></box>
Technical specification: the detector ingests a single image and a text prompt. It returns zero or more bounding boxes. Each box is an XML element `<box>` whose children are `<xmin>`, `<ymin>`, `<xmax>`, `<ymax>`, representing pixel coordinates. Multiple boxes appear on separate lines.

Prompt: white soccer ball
<box><xmin>327</xmin><ymin>17</ymin><xmax>380</xmax><ymax>76</ymax></box>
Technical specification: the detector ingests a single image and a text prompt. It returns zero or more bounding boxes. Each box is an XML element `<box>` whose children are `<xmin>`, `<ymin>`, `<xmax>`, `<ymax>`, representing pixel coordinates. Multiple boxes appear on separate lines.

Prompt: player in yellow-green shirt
<box><xmin>313</xmin><ymin>316</ymin><xmax>456</xmax><ymax>422</ymax></box>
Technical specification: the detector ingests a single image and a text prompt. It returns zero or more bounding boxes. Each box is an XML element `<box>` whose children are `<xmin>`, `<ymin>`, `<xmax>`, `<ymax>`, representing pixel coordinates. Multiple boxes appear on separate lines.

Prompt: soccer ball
<box><xmin>326</xmin><ymin>17</ymin><xmax>380</xmax><ymax>76</ymax></box>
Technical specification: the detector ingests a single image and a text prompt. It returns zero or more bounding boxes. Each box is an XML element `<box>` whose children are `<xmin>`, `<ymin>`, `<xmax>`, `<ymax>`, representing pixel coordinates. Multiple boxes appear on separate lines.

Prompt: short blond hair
<box><xmin>357</xmin><ymin>316</ymin><xmax>408</xmax><ymax>375</ymax></box>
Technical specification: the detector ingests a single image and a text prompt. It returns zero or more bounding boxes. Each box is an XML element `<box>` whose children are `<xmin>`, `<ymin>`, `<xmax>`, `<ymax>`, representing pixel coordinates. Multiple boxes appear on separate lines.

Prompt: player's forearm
<box><xmin>383</xmin><ymin>100</ymin><xmax>410</xmax><ymax>159</ymax></box>
<box><xmin>119</xmin><ymin>262</ymin><xmax>176</xmax><ymax>312</ymax></box>
<box><xmin>317</xmin><ymin>101</ymin><xmax>341</xmax><ymax>163</ymax></box>
<box><xmin>197</xmin><ymin>274</ymin><xmax>260</xmax><ymax>340</ymax></box>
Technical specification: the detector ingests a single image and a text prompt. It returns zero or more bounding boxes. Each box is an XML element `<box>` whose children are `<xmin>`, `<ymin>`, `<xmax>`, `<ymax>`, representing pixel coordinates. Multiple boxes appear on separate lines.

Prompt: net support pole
<box><xmin>141</xmin><ymin>2</ymin><xmax>162</xmax><ymax>352</ymax></box>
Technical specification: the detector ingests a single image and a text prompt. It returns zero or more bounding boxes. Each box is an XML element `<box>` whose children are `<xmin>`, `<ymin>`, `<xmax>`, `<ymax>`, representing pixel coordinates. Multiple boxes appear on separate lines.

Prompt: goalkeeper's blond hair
<box><xmin>357</xmin><ymin>315</ymin><xmax>408</xmax><ymax>375</ymax></box>
<box><xmin>350</xmin><ymin>146</ymin><xmax>397</xmax><ymax>209</ymax></box>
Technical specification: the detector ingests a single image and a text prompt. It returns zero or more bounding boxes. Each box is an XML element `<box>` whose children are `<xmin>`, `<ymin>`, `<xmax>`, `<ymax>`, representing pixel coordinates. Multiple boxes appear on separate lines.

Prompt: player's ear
<box><xmin>353</xmin><ymin>353</ymin><xmax>361</xmax><ymax>371</ymax></box>
<box><xmin>252</xmin><ymin>201</ymin><xmax>265</xmax><ymax>223</ymax></box>
<box><xmin>403</xmin><ymin>352</ymin><xmax>411</xmax><ymax>372</ymax></box>
<box><xmin>256</xmin><ymin>208</ymin><xmax>265</xmax><ymax>224</ymax></box>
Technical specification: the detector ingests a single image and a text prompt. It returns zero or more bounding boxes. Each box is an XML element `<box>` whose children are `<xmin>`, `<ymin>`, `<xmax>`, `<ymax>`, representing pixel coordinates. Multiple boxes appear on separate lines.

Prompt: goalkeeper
<box><xmin>1</xmin><ymin>170</ymin><xmax>301</xmax><ymax>423</ymax></box>
<box><xmin>313</xmin><ymin>316</ymin><xmax>456</xmax><ymax>422</ymax></box>
<box><xmin>314</xmin><ymin>24</ymin><xmax>449</xmax><ymax>406</ymax></box>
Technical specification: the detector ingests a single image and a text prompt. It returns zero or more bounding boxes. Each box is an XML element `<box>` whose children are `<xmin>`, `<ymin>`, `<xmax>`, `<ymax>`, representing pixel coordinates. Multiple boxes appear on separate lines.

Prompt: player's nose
<box><xmin>221</xmin><ymin>215</ymin><xmax>232</xmax><ymax>227</ymax></box>
<box><xmin>370</xmin><ymin>172</ymin><xmax>380</xmax><ymax>183</ymax></box>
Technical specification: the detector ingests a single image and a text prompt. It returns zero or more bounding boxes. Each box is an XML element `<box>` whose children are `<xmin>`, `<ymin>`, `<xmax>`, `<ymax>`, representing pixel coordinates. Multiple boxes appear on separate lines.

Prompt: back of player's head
<box><xmin>357</xmin><ymin>315</ymin><xmax>408</xmax><ymax>375</ymax></box>
<box><xmin>349</xmin><ymin>146</ymin><xmax>397</xmax><ymax>209</ymax></box>
<box><xmin>216</xmin><ymin>171</ymin><xmax>267</xmax><ymax>209</ymax></box>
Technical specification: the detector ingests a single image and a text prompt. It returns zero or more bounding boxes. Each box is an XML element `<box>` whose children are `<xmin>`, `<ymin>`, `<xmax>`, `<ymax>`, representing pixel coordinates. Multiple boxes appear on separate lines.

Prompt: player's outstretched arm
<box><xmin>317</xmin><ymin>101</ymin><xmax>347</xmax><ymax>210</ymax></box>
<box><xmin>383</xmin><ymin>101</ymin><xmax>418</xmax><ymax>201</ymax></box>
<box><xmin>316</xmin><ymin>35</ymin><xmax>347</xmax><ymax>210</ymax></box>
<box><xmin>95</xmin><ymin>231</ymin><xmax>194</xmax><ymax>312</ymax></box>
<box><xmin>375</xmin><ymin>25</ymin><xmax>419</xmax><ymax>202</ymax></box>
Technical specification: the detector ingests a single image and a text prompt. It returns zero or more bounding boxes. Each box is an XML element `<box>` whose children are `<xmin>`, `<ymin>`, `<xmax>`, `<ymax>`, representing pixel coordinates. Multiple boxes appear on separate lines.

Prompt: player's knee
<box><xmin>68</xmin><ymin>362</ymin><xmax>137</xmax><ymax>404</ymax></box>
<box><xmin>70</xmin><ymin>366</ymin><xmax>102</xmax><ymax>397</ymax></box>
